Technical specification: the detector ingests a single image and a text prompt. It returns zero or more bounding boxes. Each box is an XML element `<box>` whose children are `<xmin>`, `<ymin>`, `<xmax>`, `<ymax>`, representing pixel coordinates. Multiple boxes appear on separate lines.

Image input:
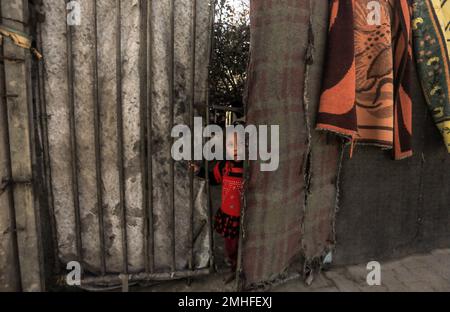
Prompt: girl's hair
<box><xmin>232</xmin><ymin>119</ymin><xmax>246</xmax><ymax>127</ymax></box>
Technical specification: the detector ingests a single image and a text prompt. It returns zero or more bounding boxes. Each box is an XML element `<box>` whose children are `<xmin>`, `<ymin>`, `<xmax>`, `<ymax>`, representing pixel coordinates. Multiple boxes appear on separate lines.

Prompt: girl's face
<box><xmin>226</xmin><ymin>133</ymin><xmax>242</xmax><ymax>161</ymax></box>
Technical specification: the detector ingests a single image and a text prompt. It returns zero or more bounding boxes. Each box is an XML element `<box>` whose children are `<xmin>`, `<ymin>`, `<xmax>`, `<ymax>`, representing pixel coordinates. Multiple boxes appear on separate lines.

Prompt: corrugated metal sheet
<box><xmin>40</xmin><ymin>0</ymin><xmax>213</xmax><ymax>279</ymax></box>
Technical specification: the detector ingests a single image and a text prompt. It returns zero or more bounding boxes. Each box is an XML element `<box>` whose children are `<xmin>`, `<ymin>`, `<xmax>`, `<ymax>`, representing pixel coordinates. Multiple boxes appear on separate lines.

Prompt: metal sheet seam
<box><xmin>64</xmin><ymin>0</ymin><xmax>83</xmax><ymax>266</ymax></box>
<box><xmin>330</xmin><ymin>140</ymin><xmax>345</xmax><ymax>257</ymax></box>
<box><xmin>145</xmin><ymin>0</ymin><xmax>155</xmax><ymax>274</ymax></box>
<box><xmin>93</xmin><ymin>0</ymin><xmax>107</xmax><ymax>276</ymax></box>
<box><xmin>414</xmin><ymin>111</ymin><xmax>429</xmax><ymax>244</ymax></box>
<box><xmin>115</xmin><ymin>0</ymin><xmax>129</xmax><ymax>275</ymax></box>
<box><xmin>189</xmin><ymin>0</ymin><xmax>198</xmax><ymax>272</ymax></box>
<box><xmin>139</xmin><ymin>0</ymin><xmax>150</xmax><ymax>274</ymax></box>
<box><xmin>300</xmin><ymin>0</ymin><xmax>315</xmax><ymax>279</ymax></box>
<box><xmin>236</xmin><ymin>6</ymin><xmax>253</xmax><ymax>287</ymax></box>
<box><xmin>169</xmin><ymin>0</ymin><xmax>176</xmax><ymax>272</ymax></box>
<box><xmin>26</xmin><ymin>0</ymin><xmax>47</xmax><ymax>289</ymax></box>
<box><xmin>393</xmin><ymin>111</ymin><xmax>429</xmax><ymax>251</ymax></box>
<box><xmin>36</xmin><ymin>7</ymin><xmax>60</xmax><ymax>275</ymax></box>
<box><xmin>205</xmin><ymin>0</ymin><xmax>216</xmax><ymax>273</ymax></box>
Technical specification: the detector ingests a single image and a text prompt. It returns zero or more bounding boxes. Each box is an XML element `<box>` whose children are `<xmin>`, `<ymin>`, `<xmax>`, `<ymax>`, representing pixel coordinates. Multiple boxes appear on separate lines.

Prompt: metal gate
<box><xmin>44</xmin><ymin>0</ymin><xmax>215</xmax><ymax>287</ymax></box>
<box><xmin>1</xmin><ymin>0</ymin><xmax>215</xmax><ymax>291</ymax></box>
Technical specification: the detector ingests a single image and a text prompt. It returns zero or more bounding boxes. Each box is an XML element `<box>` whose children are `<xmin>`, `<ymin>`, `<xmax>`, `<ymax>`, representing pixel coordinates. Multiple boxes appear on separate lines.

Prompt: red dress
<box><xmin>212</xmin><ymin>161</ymin><xmax>243</xmax><ymax>239</ymax></box>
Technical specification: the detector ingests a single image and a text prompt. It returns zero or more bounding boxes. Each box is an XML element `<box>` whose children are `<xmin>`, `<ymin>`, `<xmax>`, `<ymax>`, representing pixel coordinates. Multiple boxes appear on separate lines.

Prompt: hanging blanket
<box><xmin>412</xmin><ymin>0</ymin><xmax>450</xmax><ymax>153</ymax></box>
<box><xmin>317</xmin><ymin>0</ymin><xmax>414</xmax><ymax>159</ymax></box>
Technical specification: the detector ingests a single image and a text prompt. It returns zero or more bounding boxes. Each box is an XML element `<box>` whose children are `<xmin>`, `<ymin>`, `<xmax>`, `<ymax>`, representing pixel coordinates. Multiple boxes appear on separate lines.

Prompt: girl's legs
<box><xmin>224</xmin><ymin>236</ymin><xmax>239</xmax><ymax>271</ymax></box>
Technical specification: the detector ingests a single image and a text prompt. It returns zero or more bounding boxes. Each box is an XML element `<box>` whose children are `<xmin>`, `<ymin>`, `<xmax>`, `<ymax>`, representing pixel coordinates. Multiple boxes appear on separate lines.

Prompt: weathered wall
<box><xmin>243</xmin><ymin>0</ymin><xmax>450</xmax><ymax>289</ymax></box>
<box><xmin>40</xmin><ymin>0</ymin><xmax>213</xmax><ymax>276</ymax></box>
<box><xmin>304</xmin><ymin>0</ymin><xmax>450</xmax><ymax>267</ymax></box>
<box><xmin>299</xmin><ymin>0</ymin><xmax>450</xmax><ymax>272</ymax></box>
<box><xmin>334</xmin><ymin>65</ymin><xmax>450</xmax><ymax>265</ymax></box>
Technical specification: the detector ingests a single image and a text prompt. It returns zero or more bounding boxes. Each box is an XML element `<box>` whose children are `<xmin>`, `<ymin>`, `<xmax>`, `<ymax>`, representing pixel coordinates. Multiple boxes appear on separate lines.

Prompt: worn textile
<box><xmin>317</xmin><ymin>0</ymin><xmax>414</xmax><ymax>159</ymax></box>
<box><xmin>215</xmin><ymin>210</ymin><xmax>240</xmax><ymax>239</ymax></box>
<box><xmin>243</xmin><ymin>0</ymin><xmax>308</xmax><ymax>289</ymax></box>
<box><xmin>412</xmin><ymin>0</ymin><xmax>450</xmax><ymax>152</ymax></box>
<box><xmin>300</xmin><ymin>0</ymin><xmax>341</xmax><ymax>269</ymax></box>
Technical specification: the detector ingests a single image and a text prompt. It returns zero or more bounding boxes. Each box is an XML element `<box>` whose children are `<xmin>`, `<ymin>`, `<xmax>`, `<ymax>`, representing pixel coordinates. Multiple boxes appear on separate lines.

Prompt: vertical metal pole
<box><xmin>116</xmin><ymin>0</ymin><xmax>128</xmax><ymax>275</ymax></box>
<box><xmin>237</xmin><ymin>89</ymin><xmax>248</xmax><ymax>278</ymax></box>
<box><xmin>147</xmin><ymin>0</ymin><xmax>155</xmax><ymax>274</ymax></box>
<box><xmin>205</xmin><ymin>0</ymin><xmax>216</xmax><ymax>271</ymax></box>
<box><xmin>36</xmin><ymin>10</ymin><xmax>60</xmax><ymax>274</ymax></box>
<box><xmin>235</xmin><ymin>0</ymin><xmax>249</xmax><ymax>290</ymax></box>
<box><xmin>24</xmin><ymin>0</ymin><xmax>46</xmax><ymax>290</ymax></box>
<box><xmin>169</xmin><ymin>0</ymin><xmax>176</xmax><ymax>272</ymax></box>
<box><xmin>189</xmin><ymin>0</ymin><xmax>198</xmax><ymax>272</ymax></box>
<box><xmin>65</xmin><ymin>0</ymin><xmax>83</xmax><ymax>265</ymax></box>
<box><xmin>93</xmin><ymin>0</ymin><xmax>107</xmax><ymax>275</ymax></box>
<box><xmin>139</xmin><ymin>0</ymin><xmax>150</xmax><ymax>273</ymax></box>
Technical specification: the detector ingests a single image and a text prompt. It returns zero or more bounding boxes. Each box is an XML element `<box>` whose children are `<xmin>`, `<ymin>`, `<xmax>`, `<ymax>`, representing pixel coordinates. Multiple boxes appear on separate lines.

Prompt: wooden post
<box><xmin>0</xmin><ymin>3</ymin><xmax>21</xmax><ymax>291</ymax></box>
<box><xmin>1</xmin><ymin>0</ymin><xmax>43</xmax><ymax>291</ymax></box>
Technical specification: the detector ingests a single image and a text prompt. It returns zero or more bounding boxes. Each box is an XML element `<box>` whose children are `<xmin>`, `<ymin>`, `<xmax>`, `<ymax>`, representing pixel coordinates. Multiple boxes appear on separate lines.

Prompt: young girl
<box><xmin>191</xmin><ymin>131</ymin><xmax>244</xmax><ymax>283</ymax></box>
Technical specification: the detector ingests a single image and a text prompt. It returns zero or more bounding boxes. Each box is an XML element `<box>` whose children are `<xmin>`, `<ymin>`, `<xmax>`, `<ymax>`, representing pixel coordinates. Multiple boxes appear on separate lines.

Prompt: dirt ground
<box><xmin>132</xmin><ymin>184</ymin><xmax>450</xmax><ymax>292</ymax></box>
<box><xmin>135</xmin><ymin>248</ymin><xmax>450</xmax><ymax>292</ymax></box>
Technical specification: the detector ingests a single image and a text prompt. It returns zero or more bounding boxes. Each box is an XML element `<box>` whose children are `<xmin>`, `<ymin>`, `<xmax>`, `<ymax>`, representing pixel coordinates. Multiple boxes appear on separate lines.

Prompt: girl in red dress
<box><xmin>191</xmin><ymin>132</ymin><xmax>244</xmax><ymax>282</ymax></box>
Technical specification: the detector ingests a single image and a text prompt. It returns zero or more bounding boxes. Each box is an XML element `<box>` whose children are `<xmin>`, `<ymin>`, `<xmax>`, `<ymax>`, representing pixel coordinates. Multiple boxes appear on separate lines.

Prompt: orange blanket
<box><xmin>317</xmin><ymin>0</ymin><xmax>414</xmax><ymax>159</ymax></box>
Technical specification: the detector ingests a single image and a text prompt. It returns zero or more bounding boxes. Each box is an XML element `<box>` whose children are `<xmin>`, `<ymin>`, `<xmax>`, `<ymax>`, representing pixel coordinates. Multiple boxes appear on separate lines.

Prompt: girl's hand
<box><xmin>189</xmin><ymin>161</ymin><xmax>200</xmax><ymax>174</ymax></box>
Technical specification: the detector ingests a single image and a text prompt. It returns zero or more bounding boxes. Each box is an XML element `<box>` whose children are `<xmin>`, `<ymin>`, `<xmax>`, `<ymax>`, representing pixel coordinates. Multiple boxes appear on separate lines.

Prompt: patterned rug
<box><xmin>412</xmin><ymin>0</ymin><xmax>450</xmax><ymax>152</ymax></box>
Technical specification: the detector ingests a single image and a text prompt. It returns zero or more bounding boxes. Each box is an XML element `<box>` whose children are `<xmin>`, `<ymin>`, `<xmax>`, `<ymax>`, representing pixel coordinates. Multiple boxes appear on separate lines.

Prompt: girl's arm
<box><xmin>190</xmin><ymin>161</ymin><xmax>224</xmax><ymax>185</ymax></box>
